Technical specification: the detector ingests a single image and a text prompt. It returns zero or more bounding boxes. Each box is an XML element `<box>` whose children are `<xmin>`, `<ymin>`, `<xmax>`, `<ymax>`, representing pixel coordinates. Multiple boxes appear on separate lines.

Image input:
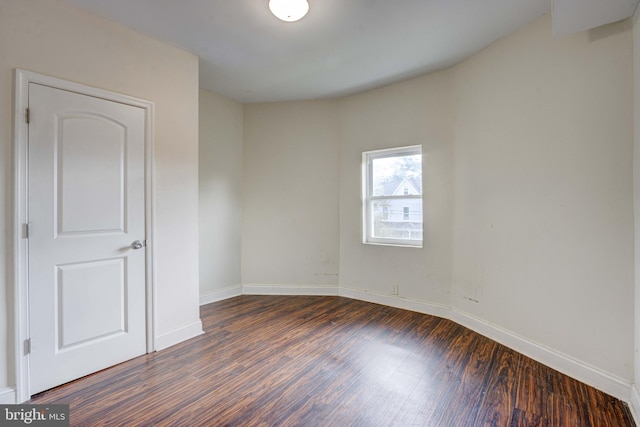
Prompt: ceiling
<box><xmin>63</xmin><ymin>0</ymin><xmax>637</xmax><ymax>103</ymax></box>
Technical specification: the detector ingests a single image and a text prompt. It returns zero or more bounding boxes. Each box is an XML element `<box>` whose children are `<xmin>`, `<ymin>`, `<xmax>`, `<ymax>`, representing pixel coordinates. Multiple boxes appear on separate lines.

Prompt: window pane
<box><xmin>372</xmin><ymin>199</ymin><xmax>423</xmax><ymax>241</ymax></box>
<box><xmin>371</xmin><ymin>154</ymin><xmax>422</xmax><ymax>197</ymax></box>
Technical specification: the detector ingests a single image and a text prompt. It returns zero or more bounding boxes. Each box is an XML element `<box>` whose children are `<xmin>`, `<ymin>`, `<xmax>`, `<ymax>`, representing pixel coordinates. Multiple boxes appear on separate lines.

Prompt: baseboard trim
<box><xmin>200</xmin><ymin>285</ymin><xmax>242</xmax><ymax>305</ymax></box>
<box><xmin>630</xmin><ymin>383</ymin><xmax>640</xmax><ymax>425</ymax></box>
<box><xmin>339</xmin><ymin>287</ymin><xmax>451</xmax><ymax>320</ymax></box>
<box><xmin>155</xmin><ymin>319</ymin><xmax>204</xmax><ymax>351</ymax></box>
<box><xmin>0</xmin><ymin>387</ymin><xmax>16</xmax><ymax>404</ymax></box>
<box><xmin>449</xmin><ymin>307</ymin><xmax>632</xmax><ymax>402</ymax></box>
<box><xmin>242</xmin><ymin>284</ymin><xmax>339</xmax><ymax>296</ymax></box>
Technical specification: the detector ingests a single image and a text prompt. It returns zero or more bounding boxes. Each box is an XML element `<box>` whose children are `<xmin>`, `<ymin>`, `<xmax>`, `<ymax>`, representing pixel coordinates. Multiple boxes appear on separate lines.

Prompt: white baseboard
<box><xmin>338</xmin><ymin>286</ymin><xmax>451</xmax><ymax>320</ymax></box>
<box><xmin>200</xmin><ymin>285</ymin><xmax>242</xmax><ymax>305</ymax></box>
<box><xmin>449</xmin><ymin>308</ymin><xmax>632</xmax><ymax>403</ymax></box>
<box><xmin>155</xmin><ymin>319</ymin><xmax>204</xmax><ymax>351</ymax></box>
<box><xmin>242</xmin><ymin>284</ymin><xmax>339</xmax><ymax>296</ymax></box>
<box><xmin>630</xmin><ymin>383</ymin><xmax>640</xmax><ymax>425</ymax></box>
<box><xmin>0</xmin><ymin>387</ymin><xmax>16</xmax><ymax>404</ymax></box>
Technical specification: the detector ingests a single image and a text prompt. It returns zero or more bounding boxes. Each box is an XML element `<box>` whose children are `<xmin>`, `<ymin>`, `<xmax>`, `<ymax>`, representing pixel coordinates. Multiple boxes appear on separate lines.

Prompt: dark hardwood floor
<box><xmin>30</xmin><ymin>295</ymin><xmax>635</xmax><ymax>426</ymax></box>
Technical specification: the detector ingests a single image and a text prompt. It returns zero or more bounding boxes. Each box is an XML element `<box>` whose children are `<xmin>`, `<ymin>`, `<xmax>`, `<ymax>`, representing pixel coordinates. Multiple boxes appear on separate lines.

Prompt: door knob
<box><xmin>131</xmin><ymin>240</ymin><xmax>144</xmax><ymax>250</ymax></box>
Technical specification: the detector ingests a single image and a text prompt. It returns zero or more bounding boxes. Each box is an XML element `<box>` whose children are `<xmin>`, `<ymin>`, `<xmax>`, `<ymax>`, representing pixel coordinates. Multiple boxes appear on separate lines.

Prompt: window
<box><xmin>362</xmin><ymin>145</ymin><xmax>422</xmax><ymax>247</ymax></box>
<box><xmin>382</xmin><ymin>206</ymin><xmax>389</xmax><ymax>220</ymax></box>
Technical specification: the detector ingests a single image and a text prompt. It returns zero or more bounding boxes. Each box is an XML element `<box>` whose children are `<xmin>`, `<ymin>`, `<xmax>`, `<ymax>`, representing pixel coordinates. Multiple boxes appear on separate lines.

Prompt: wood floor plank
<box><xmin>473</xmin><ymin>346</ymin><xmax>519</xmax><ymax>426</ymax></box>
<box><xmin>29</xmin><ymin>295</ymin><xmax>635</xmax><ymax>426</ymax></box>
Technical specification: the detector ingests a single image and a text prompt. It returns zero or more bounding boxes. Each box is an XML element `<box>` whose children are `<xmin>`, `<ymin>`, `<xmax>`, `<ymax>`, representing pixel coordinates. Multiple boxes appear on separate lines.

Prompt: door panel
<box><xmin>56</xmin><ymin>258</ymin><xmax>126</xmax><ymax>349</ymax></box>
<box><xmin>28</xmin><ymin>83</ymin><xmax>147</xmax><ymax>395</ymax></box>
<box><xmin>57</xmin><ymin>115</ymin><xmax>127</xmax><ymax>235</ymax></box>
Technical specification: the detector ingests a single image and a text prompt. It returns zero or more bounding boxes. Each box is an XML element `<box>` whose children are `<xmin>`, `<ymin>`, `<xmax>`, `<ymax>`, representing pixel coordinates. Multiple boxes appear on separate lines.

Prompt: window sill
<box><xmin>364</xmin><ymin>241</ymin><xmax>423</xmax><ymax>249</ymax></box>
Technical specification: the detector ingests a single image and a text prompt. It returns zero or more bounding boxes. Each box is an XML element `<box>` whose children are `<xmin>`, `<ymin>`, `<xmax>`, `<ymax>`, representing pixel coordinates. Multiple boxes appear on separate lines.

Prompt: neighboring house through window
<box><xmin>362</xmin><ymin>145</ymin><xmax>423</xmax><ymax>247</ymax></box>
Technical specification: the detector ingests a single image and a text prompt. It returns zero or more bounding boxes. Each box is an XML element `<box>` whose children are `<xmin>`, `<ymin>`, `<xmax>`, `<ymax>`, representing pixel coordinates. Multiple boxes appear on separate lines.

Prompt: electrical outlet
<box><xmin>392</xmin><ymin>284</ymin><xmax>399</xmax><ymax>295</ymax></box>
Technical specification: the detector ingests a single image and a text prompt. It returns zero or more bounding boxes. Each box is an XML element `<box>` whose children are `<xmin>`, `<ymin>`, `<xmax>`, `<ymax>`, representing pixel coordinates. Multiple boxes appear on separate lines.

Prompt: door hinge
<box><xmin>25</xmin><ymin>108</ymin><xmax>30</xmax><ymax>124</ymax></box>
<box><xmin>24</xmin><ymin>338</ymin><xmax>31</xmax><ymax>355</ymax></box>
<box><xmin>24</xmin><ymin>223</ymin><xmax>29</xmax><ymax>238</ymax></box>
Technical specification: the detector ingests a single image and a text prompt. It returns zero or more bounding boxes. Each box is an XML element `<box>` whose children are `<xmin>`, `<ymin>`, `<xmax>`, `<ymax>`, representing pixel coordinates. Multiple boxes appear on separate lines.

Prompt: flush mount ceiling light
<box><xmin>269</xmin><ymin>0</ymin><xmax>310</xmax><ymax>22</ymax></box>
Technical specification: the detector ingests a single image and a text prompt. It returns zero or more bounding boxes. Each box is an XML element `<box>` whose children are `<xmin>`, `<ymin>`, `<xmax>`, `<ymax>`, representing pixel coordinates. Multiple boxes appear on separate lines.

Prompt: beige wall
<box><xmin>452</xmin><ymin>15</ymin><xmax>633</xmax><ymax>380</ymax></box>
<box><xmin>338</xmin><ymin>71</ymin><xmax>453</xmax><ymax>304</ymax></box>
<box><xmin>242</xmin><ymin>101</ymin><xmax>340</xmax><ymax>287</ymax></box>
<box><xmin>199</xmin><ymin>90</ymin><xmax>243</xmax><ymax>297</ymax></box>
<box><xmin>633</xmin><ymin>7</ymin><xmax>640</xmax><ymax>416</ymax></box>
<box><xmin>0</xmin><ymin>0</ymin><xmax>201</xmax><ymax>395</ymax></box>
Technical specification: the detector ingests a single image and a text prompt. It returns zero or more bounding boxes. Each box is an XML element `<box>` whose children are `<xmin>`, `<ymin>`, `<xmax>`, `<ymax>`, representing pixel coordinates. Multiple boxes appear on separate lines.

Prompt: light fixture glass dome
<box><xmin>269</xmin><ymin>0</ymin><xmax>310</xmax><ymax>22</ymax></box>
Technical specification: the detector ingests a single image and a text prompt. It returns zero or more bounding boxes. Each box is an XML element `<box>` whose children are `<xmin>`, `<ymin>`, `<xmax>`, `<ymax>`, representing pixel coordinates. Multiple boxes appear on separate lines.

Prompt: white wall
<box><xmin>0</xmin><ymin>0</ymin><xmax>202</xmax><ymax>397</ymax></box>
<box><xmin>338</xmin><ymin>71</ymin><xmax>453</xmax><ymax>305</ymax></box>
<box><xmin>633</xmin><ymin>7</ymin><xmax>640</xmax><ymax>421</ymax></box>
<box><xmin>199</xmin><ymin>90</ymin><xmax>243</xmax><ymax>301</ymax></box>
<box><xmin>452</xmin><ymin>15</ymin><xmax>634</xmax><ymax>381</ymax></box>
<box><xmin>242</xmin><ymin>101</ymin><xmax>340</xmax><ymax>289</ymax></box>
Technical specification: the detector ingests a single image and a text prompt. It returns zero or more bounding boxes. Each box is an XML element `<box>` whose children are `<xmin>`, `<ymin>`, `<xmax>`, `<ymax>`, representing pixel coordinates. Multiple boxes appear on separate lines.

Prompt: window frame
<box><xmin>362</xmin><ymin>145</ymin><xmax>423</xmax><ymax>248</ymax></box>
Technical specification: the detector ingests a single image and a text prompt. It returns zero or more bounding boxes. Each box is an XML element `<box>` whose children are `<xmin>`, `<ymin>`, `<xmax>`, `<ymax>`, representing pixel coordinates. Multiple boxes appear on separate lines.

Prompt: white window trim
<box><xmin>362</xmin><ymin>145</ymin><xmax>423</xmax><ymax>248</ymax></box>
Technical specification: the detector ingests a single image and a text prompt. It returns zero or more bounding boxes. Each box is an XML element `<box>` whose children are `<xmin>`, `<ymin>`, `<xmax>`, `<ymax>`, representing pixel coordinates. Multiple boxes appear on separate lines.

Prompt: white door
<box><xmin>28</xmin><ymin>83</ymin><xmax>147</xmax><ymax>395</ymax></box>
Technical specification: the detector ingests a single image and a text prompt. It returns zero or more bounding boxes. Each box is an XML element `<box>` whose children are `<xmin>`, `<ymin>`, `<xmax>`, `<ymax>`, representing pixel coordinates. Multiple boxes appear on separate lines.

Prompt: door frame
<box><xmin>12</xmin><ymin>69</ymin><xmax>157</xmax><ymax>403</ymax></box>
